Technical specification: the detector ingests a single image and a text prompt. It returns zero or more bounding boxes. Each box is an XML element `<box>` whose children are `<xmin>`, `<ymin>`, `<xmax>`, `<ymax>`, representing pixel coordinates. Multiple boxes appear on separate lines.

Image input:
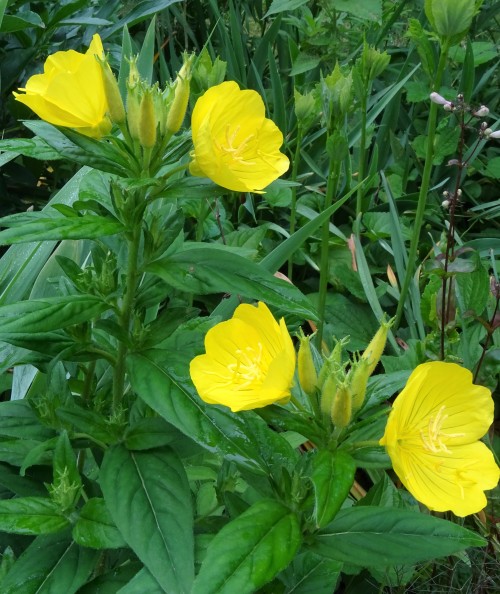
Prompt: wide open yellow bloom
<box><xmin>14</xmin><ymin>34</ymin><xmax>111</xmax><ymax>138</ymax></box>
<box><xmin>380</xmin><ymin>361</ymin><xmax>499</xmax><ymax>516</ymax></box>
<box><xmin>189</xmin><ymin>81</ymin><xmax>289</xmax><ymax>193</ymax></box>
<box><xmin>190</xmin><ymin>302</ymin><xmax>296</xmax><ymax>412</ymax></box>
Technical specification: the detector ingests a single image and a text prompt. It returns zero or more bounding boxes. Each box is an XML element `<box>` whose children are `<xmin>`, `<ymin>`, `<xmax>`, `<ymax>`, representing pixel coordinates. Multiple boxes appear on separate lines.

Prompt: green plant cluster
<box><xmin>0</xmin><ymin>1</ymin><xmax>498</xmax><ymax>593</ymax></box>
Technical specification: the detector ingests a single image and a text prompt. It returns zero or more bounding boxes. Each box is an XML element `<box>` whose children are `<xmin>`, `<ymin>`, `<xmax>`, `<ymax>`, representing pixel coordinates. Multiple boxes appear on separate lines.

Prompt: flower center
<box><xmin>420</xmin><ymin>405</ymin><xmax>465</xmax><ymax>454</ymax></box>
<box><xmin>216</xmin><ymin>124</ymin><xmax>255</xmax><ymax>165</ymax></box>
<box><xmin>227</xmin><ymin>342</ymin><xmax>265</xmax><ymax>389</ymax></box>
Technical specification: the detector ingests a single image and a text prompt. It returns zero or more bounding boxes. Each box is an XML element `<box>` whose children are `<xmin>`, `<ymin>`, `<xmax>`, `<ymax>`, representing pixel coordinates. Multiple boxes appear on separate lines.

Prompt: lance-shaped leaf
<box><xmin>310</xmin><ymin>450</ymin><xmax>356</xmax><ymax>528</ymax></box>
<box><xmin>0</xmin><ymin>497</ymin><xmax>70</xmax><ymax>535</ymax></box>
<box><xmin>0</xmin><ymin>212</ymin><xmax>123</xmax><ymax>244</ymax></box>
<box><xmin>0</xmin><ymin>533</ymin><xmax>98</xmax><ymax>594</ymax></box>
<box><xmin>72</xmin><ymin>498</ymin><xmax>127</xmax><ymax>550</ymax></box>
<box><xmin>100</xmin><ymin>445</ymin><xmax>194</xmax><ymax>594</ymax></box>
<box><xmin>0</xmin><ymin>295</ymin><xmax>109</xmax><ymax>334</ymax></box>
<box><xmin>146</xmin><ymin>243</ymin><xmax>317</xmax><ymax>320</ymax></box>
<box><xmin>192</xmin><ymin>500</ymin><xmax>301</xmax><ymax>594</ymax></box>
<box><xmin>311</xmin><ymin>506</ymin><xmax>486</xmax><ymax>567</ymax></box>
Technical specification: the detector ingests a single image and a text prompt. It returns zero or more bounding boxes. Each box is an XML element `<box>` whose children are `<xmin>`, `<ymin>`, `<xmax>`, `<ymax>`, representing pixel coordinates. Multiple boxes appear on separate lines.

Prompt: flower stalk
<box><xmin>395</xmin><ymin>42</ymin><xmax>450</xmax><ymax>329</ymax></box>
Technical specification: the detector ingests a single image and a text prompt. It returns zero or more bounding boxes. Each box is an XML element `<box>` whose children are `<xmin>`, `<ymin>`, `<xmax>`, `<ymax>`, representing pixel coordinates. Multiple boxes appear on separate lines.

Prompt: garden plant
<box><xmin>0</xmin><ymin>0</ymin><xmax>498</xmax><ymax>593</ymax></box>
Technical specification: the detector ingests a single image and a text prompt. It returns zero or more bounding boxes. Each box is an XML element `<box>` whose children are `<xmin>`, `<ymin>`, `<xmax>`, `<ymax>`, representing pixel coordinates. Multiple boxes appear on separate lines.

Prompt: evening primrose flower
<box><xmin>380</xmin><ymin>362</ymin><xmax>499</xmax><ymax>517</ymax></box>
<box><xmin>14</xmin><ymin>34</ymin><xmax>111</xmax><ymax>138</ymax></box>
<box><xmin>189</xmin><ymin>81</ymin><xmax>289</xmax><ymax>193</ymax></box>
<box><xmin>190</xmin><ymin>302</ymin><xmax>295</xmax><ymax>412</ymax></box>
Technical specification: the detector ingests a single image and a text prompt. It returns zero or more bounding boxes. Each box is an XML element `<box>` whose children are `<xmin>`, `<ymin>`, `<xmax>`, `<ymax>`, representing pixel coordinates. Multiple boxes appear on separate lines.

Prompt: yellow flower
<box><xmin>14</xmin><ymin>34</ymin><xmax>111</xmax><ymax>138</ymax></box>
<box><xmin>190</xmin><ymin>302</ymin><xmax>296</xmax><ymax>412</ymax></box>
<box><xmin>189</xmin><ymin>81</ymin><xmax>289</xmax><ymax>193</ymax></box>
<box><xmin>380</xmin><ymin>362</ymin><xmax>499</xmax><ymax>517</ymax></box>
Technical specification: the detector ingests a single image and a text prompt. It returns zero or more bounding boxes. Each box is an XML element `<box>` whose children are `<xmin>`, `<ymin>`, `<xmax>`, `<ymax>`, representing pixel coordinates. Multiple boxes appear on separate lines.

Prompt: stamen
<box><xmin>420</xmin><ymin>405</ymin><xmax>465</xmax><ymax>454</ymax></box>
<box><xmin>215</xmin><ymin>124</ymin><xmax>256</xmax><ymax>165</ymax></box>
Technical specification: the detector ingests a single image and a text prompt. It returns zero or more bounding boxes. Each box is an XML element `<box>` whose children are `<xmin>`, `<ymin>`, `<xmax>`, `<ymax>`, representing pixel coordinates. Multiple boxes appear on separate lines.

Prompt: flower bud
<box><xmin>488</xmin><ymin>130</ymin><xmax>500</xmax><ymax>139</ymax></box>
<box><xmin>297</xmin><ymin>329</ymin><xmax>318</xmax><ymax>397</ymax></box>
<box><xmin>361</xmin><ymin>317</ymin><xmax>393</xmax><ymax>377</ymax></box>
<box><xmin>166</xmin><ymin>53</ymin><xmax>194</xmax><ymax>134</ymax></box>
<box><xmin>331</xmin><ymin>384</ymin><xmax>352</xmax><ymax>429</ymax></box>
<box><xmin>473</xmin><ymin>105</ymin><xmax>489</xmax><ymax>117</ymax></box>
<box><xmin>138</xmin><ymin>88</ymin><xmax>157</xmax><ymax>149</ymax></box>
<box><xmin>430</xmin><ymin>92</ymin><xmax>452</xmax><ymax>108</ymax></box>
<box><xmin>317</xmin><ymin>338</ymin><xmax>347</xmax><ymax>389</ymax></box>
<box><xmin>348</xmin><ymin>358</ymin><xmax>371</xmax><ymax>412</ymax></box>
<box><xmin>320</xmin><ymin>372</ymin><xmax>339</xmax><ymax>417</ymax></box>
<box><xmin>98</xmin><ymin>58</ymin><xmax>126</xmax><ymax>125</ymax></box>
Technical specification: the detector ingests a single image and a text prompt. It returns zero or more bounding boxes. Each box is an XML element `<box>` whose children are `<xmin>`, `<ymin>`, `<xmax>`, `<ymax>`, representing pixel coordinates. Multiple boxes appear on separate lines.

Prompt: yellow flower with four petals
<box><xmin>190</xmin><ymin>302</ymin><xmax>296</xmax><ymax>412</ymax></box>
<box><xmin>189</xmin><ymin>81</ymin><xmax>289</xmax><ymax>193</ymax></box>
<box><xmin>380</xmin><ymin>361</ymin><xmax>499</xmax><ymax>516</ymax></box>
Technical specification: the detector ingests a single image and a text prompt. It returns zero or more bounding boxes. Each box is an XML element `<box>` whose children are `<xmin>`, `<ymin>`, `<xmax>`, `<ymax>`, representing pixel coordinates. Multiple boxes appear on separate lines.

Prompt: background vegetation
<box><xmin>0</xmin><ymin>0</ymin><xmax>498</xmax><ymax>592</ymax></box>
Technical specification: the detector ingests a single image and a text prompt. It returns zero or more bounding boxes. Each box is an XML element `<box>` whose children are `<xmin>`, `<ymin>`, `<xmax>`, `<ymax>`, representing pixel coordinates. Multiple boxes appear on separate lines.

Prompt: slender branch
<box><xmin>288</xmin><ymin>126</ymin><xmax>304</xmax><ymax>280</ymax></box>
<box><xmin>395</xmin><ymin>42</ymin><xmax>450</xmax><ymax>329</ymax></box>
<box><xmin>317</xmin><ymin>159</ymin><xmax>341</xmax><ymax>349</ymax></box>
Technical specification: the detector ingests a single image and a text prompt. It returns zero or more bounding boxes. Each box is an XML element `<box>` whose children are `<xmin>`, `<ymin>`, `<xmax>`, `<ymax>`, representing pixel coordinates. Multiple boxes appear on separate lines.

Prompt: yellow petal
<box><xmin>190</xmin><ymin>81</ymin><xmax>289</xmax><ymax>192</ymax></box>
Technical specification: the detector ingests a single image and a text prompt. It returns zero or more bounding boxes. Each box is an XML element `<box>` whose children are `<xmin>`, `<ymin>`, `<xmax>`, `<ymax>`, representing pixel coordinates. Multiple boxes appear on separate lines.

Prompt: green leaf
<box><xmin>22</xmin><ymin>121</ymin><xmax>132</xmax><ymax>176</ymax></box>
<box><xmin>117</xmin><ymin>568</ymin><xmax>164</xmax><ymax>594</ymax></box>
<box><xmin>449</xmin><ymin>41</ymin><xmax>498</xmax><ymax>65</ymax></box>
<box><xmin>312</xmin><ymin>506</ymin><xmax>486</xmax><ymax>566</ymax></box>
<box><xmin>100</xmin><ymin>445</ymin><xmax>194</xmax><ymax>594</ymax></box>
<box><xmin>0</xmin><ymin>400</ymin><xmax>55</xmax><ymax>440</ymax></box>
<box><xmin>264</xmin><ymin>0</ymin><xmax>309</xmax><ymax>17</ymax></box>
<box><xmin>455</xmin><ymin>265</ymin><xmax>490</xmax><ymax>316</ymax></box>
<box><xmin>0</xmin><ymin>462</ymin><xmax>47</xmax><ymax>497</ymax></box>
<box><xmin>0</xmin><ymin>534</ymin><xmax>98</xmax><ymax>594</ymax></box>
<box><xmin>124</xmin><ymin>417</ymin><xmax>180</xmax><ymax>450</ymax></box>
<box><xmin>0</xmin><ymin>136</ymin><xmax>62</xmax><ymax>161</ymax></box>
<box><xmin>1</xmin><ymin>11</ymin><xmax>44</xmax><ymax>32</ymax></box>
<box><xmin>0</xmin><ymin>213</ymin><xmax>123</xmax><ymax>244</ymax></box>
<box><xmin>280</xmin><ymin>551</ymin><xmax>342</xmax><ymax>594</ymax></box>
<box><xmin>310</xmin><ymin>450</ymin><xmax>356</xmax><ymax>528</ymax></box>
<box><xmin>72</xmin><ymin>498</ymin><xmax>127</xmax><ymax>550</ymax></box>
<box><xmin>290</xmin><ymin>53</ymin><xmax>322</xmax><ymax>76</ymax></box>
<box><xmin>101</xmin><ymin>0</ymin><xmax>182</xmax><ymax>38</ymax></box>
<box><xmin>0</xmin><ymin>295</ymin><xmax>109</xmax><ymax>334</ymax></box>
<box><xmin>127</xmin><ymin>350</ymin><xmax>288</xmax><ymax>476</ymax></box>
<box><xmin>0</xmin><ymin>497</ymin><xmax>69</xmax><ymax>535</ymax></box>
<box><xmin>332</xmin><ymin>0</ymin><xmax>382</xmax><ymax>20</ymax></box>
<box><xmin>147</xmin><ymin>244</ymin><xmax>317</xmax><ymax>320</ymax></box>
<box><xmin>192</xmin><ymin>500</ymin><xmax>301</xmax><ymax>594</ymax></box>
<box><xmin>308</xmin><ymin>293</ymin><xmax>379</xmax><ymax>351</ymax></box>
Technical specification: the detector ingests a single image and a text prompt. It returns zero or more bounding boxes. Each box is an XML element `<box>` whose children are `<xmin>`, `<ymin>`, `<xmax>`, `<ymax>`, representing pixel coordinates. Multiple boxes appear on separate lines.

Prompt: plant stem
<box><xmin>356</xmin><ymin>88</ymin><xmax>369</xmax><ymax>217</ymax></box>
<box><xmin>317</xmin><ymin>159</ymin><xmax>341</xmax><ymax>350</ymax></box>
<box><xmin>394</xmin><ymin>42</ymin><xmax>450</xmax><ymax>329</ymax></box>
<box><xmin>112</xmin><ymin>221</ymin><xmax>142</xmax><ymax>415</ymax></box>
<box><xmin>288</xmin><ymin>126</ymin><xmax>303</xmax><ymax>280</ymax></box>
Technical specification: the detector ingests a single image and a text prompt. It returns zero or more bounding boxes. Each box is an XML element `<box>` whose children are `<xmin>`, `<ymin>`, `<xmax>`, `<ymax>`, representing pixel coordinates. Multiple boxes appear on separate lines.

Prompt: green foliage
<box><xmin>0</xmin><ymin>1</ymin><xmax>497</xmax><ymax>593</ymax></box>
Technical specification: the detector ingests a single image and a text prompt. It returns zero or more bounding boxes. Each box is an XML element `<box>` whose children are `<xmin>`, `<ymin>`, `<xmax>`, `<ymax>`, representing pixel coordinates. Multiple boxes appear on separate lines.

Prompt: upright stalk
<box><xmin>356</xmin><ymin>89</ymin><xmax>369</xmax><ymax>217</ymax></box>
<box><xmin>394</xmin><ymin>43</ymin><xmax>450</xmax><ymax>329</ymax></box>
<box><xmin>317</xmin><ymin>159</ymin><xmax>341</xmax><ymax>350</ymax></box>
<box><xmin>288</xmin><ymin>127</ymin><xmax>304</xmax><ymax>280</ymax></box>
<box><xmin>112</xmin><ymin>221</ymin><xmax>142</xmax><ymax>415</ymax></box>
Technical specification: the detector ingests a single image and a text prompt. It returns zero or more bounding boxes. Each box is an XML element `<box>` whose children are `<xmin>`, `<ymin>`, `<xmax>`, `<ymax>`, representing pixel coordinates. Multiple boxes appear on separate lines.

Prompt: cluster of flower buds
<box><xmin>441</xmin><ymin>188</ymin><xmax>462</xmax><ymax>210</ymax></box>
<box><xmin>430</xmin><ymin>91</ymin><xmax>500</xmax><ymax>143</ymax></box>
<box><xmin>297</xmin><ymin>317</ymin><xmax>393</xmax><ymax>432</ymax></box>
<box><xmin>98</xmin><ymin>53</ymin><xmax>194</xmax><ymax>154</ymax></box>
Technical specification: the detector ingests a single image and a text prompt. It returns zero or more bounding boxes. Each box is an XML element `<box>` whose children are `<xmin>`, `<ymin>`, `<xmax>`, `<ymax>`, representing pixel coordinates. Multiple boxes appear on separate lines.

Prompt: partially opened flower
<box><xmin>190</xmin><ymin>302</ymin><xmax>296</xmax><ymax>412</ymax></box>
<box><xmin>380</xmin><ymin>362</ymin><xmax>499</xmax><ymax>516</ymax></box>
<box><xmin>14</xmin><ymin>34</ymin><xmax>111</xmax><ymax>138</ymax></box>
<box><xmin>189</xmin><ymin>81</ymin><xmax>289</xmax><ymax>193</ymax></box>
